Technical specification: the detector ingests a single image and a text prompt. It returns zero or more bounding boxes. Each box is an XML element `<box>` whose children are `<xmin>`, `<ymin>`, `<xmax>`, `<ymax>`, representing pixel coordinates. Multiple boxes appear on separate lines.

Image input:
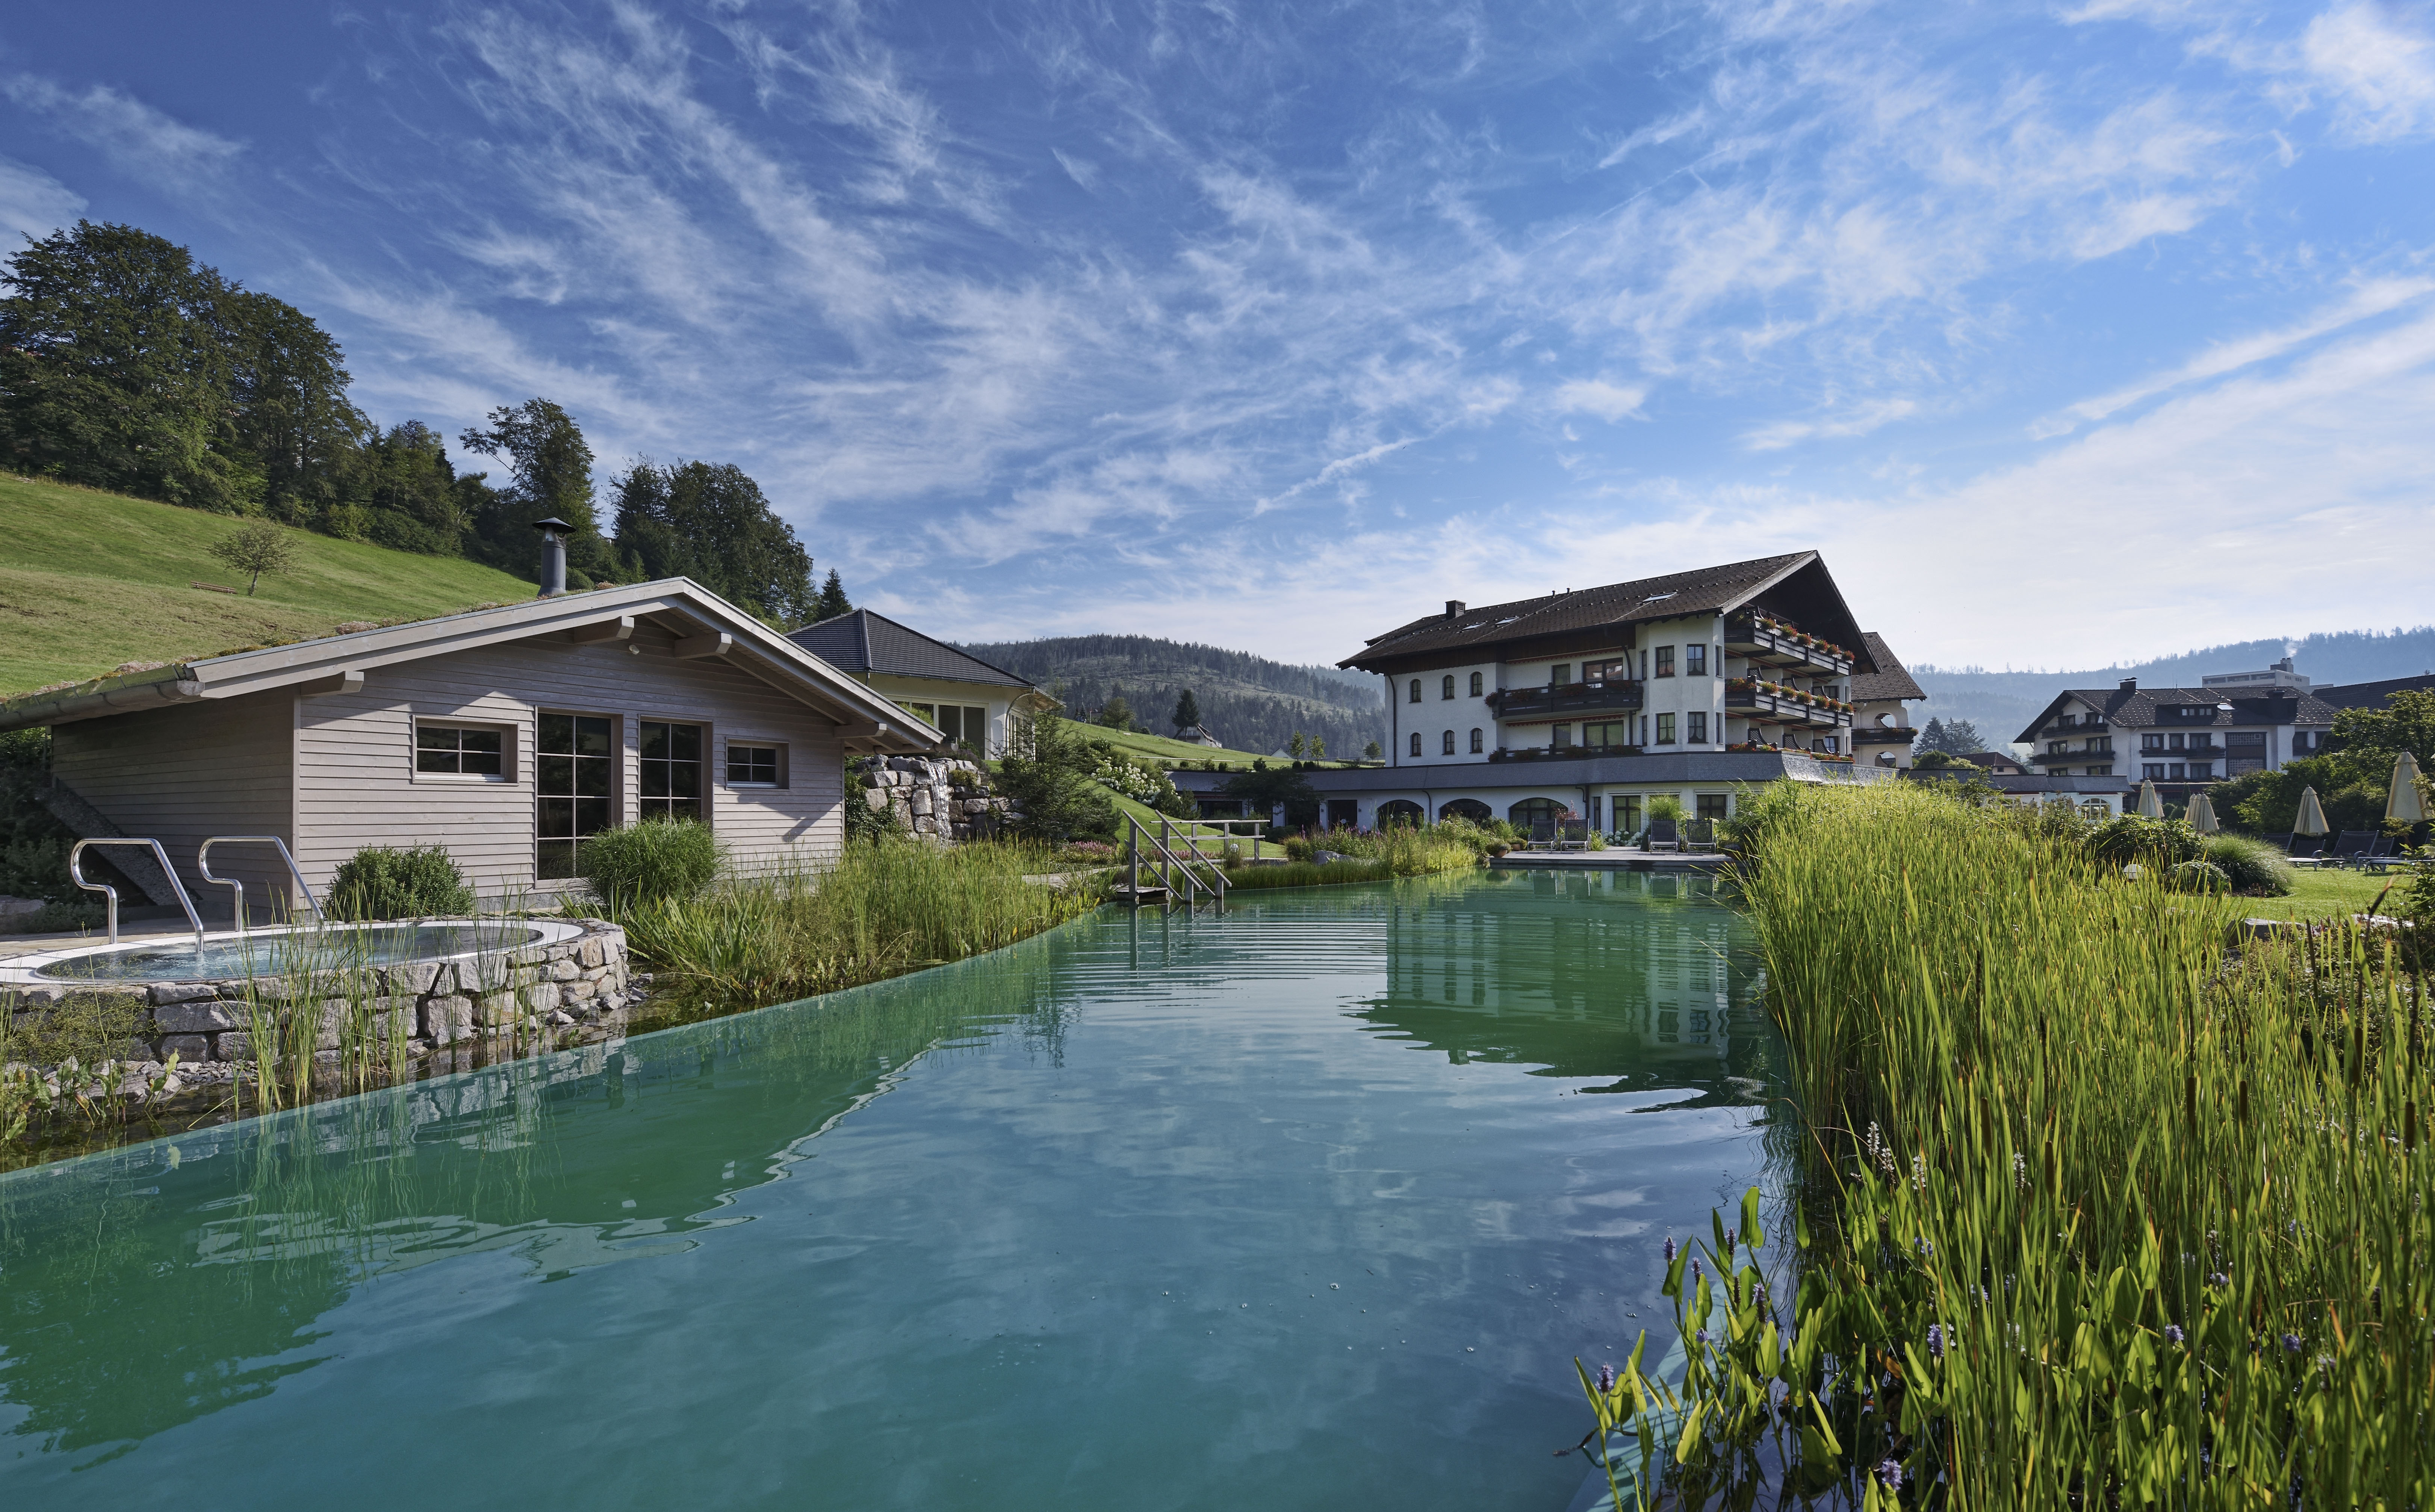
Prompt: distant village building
<box><xmin>2013</xmin><ymin>656</ymin><xmax>2435</xmax><ymax>801</ymax></box>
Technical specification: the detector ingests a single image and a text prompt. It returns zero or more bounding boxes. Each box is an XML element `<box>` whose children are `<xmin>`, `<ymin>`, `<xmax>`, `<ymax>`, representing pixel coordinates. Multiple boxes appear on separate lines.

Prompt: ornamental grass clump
<box><xmin>579</xmin><ymin>818</ymin><xmax>721</xmax><ymax>908</ymax></box>
<box><xmin>1578</xmin><ymin>779</ymin><xmax>2432</xmax><ymax>1506</ymax></box>
<box><xmin>614</xmin><ymin>838</ymin><xmax>1101</xmax><ymax>1020</ymax></box>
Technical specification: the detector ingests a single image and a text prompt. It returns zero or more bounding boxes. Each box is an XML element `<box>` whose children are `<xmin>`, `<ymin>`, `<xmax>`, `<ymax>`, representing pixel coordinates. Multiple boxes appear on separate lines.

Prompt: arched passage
<box><xmin>1508</xmin><ymin>796</ymin><xmax>1566</xmax><ymax>838</ymax></box>
<box><xmin>1437</xmin><ymin>798</ymin><xmax>1492</xmax><ymax>823</ymax></box>
<box><xmin>1376</xmin><ymin>799</ymin><xmax>1425</xmax><ymax>826</ymax></box>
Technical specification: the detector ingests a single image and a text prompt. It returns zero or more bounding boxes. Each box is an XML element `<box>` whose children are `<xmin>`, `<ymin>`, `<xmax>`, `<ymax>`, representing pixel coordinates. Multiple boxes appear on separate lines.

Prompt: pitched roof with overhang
<box><xmin>784</xmin><ymin>609</ymin><xmax>1047</xmax><ymax>702</ymax></box>
<box><xmin>2012</xmin><ymin>683</ymin><xmax>2341</xmax><ymax>745</ymax></box>
<box><xmin>1339</xmin><ymin>551</ymin><xmax>1876</xmax><ymax>676</ymax></box>
<box><xmin>1851</xmin><ymin>633</ymin><xmax>1924</xmax><ymax>703</ymax></box>
<box><xmin>0</xmin><ymin>578</ymin><xmax>943</xmax><ymax>752</ymax></box>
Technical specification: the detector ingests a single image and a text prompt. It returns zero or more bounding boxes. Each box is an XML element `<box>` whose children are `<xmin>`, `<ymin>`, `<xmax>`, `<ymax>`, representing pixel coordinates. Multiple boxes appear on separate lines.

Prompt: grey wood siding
<box><xmin>50</xmin><ymin>689</ymin><xmax>299</xmax><ymax>914</ymax></box>
<box><xmin>290</xmin><ymin>622</ymin><xmax>846</xmax><ymax>896</ymax></box>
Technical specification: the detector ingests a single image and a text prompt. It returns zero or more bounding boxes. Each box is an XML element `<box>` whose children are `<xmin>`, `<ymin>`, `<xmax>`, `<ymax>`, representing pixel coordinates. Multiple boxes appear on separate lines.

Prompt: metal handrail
<box><xmin>68</xmin><ymin>838</ymin><xmax>206</xmax><ymax>948</ymax></box>
<box><xmin>1124</xmin><ymin>813</ymin><xmax>1228</xmax><ymax>907</ymax></box>
<box><xmin>198</xmin><ymin>835</ymin><xmax>322</xmax><ymax>934</ymax></box>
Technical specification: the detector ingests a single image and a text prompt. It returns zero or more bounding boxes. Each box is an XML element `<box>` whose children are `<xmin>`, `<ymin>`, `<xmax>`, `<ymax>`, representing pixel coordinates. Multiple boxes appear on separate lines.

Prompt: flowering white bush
<box><xmin>1087</xmin><ymin>749</ymin><xmax>1192</xmax><ymax>813</ymax></box>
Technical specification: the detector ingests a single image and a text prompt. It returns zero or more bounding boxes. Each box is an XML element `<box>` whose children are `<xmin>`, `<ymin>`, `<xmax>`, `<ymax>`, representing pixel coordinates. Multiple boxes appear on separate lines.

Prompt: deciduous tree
<box><xmin>208</xmin><ymin>520</ymin><xmax>297</xmax><ymax>595</ymax></box>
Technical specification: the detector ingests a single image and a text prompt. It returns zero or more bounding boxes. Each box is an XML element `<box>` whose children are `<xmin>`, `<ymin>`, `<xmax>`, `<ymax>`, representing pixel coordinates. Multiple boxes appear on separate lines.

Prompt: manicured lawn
<box><xmin>2234</xmin><ymin>863</ymin><xmax>2408</xmax><ymax>921</ymax></box>
<box><xmin>0</xmin><ymin>474</ymin><xmax>535</xmax><ymax>696</ymax></box>
<box><xmin>1083</xmin><ymin>725</ymin><xmax>1371</xmax><ymax>770</ymax></box>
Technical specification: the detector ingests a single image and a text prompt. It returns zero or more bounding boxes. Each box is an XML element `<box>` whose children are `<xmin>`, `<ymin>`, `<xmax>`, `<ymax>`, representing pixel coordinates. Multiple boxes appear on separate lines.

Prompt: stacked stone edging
<box><xmin>5</xmin><ymin>918</ymin><xmax>631</xmax><ymax>1070</ymax></box>
<box><xmin>858</xmin><ymin>755</ymin><xmax>1014</xmax><ymax>840</ymax></box>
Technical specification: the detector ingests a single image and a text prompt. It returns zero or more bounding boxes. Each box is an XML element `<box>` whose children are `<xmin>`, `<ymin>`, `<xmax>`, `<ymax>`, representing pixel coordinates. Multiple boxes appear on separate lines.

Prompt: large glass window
<box><xmin>1583</xmin><ymin>720</ymin><xmax>1631</xmax><ymax>748</ymax></box>
<box><xmin>640</xmin><ymin>721</ymin><xmax>703</xmax><ymax>823</ymax></box>
<box><xmin>538</xmin><ymin>713</ymin><xmax>614</xmax><ymax>878</ymax></box>
<box><xmin>416</xmin><ymin>724</ymin><xmax>503</xmax><ymax>776</ymax></box>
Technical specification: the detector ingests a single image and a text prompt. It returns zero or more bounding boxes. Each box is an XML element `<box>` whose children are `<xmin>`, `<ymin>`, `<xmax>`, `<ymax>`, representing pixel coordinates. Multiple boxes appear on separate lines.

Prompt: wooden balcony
<box><xmin>1488</xmin><ymin>680</ymin><xmax>1644</xmax><ymax>721</ymax></box>
<box><xmin>1723</xmin><ymin>614</ymin><xmax>1854</xmax><ymax>677</ymax></box>
<box><xmin>1724</xmin><ymin>679</ymin><xmax>1853</xmax><ymax>729</ymax></box>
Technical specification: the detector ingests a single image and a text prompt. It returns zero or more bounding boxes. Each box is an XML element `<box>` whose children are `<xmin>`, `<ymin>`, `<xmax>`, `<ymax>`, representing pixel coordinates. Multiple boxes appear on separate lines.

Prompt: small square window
<box><xmin>1551</xmin><ymin>664</ymin><xmax>1571</xmax><ymax>686</ymax></box>
<box><xmin>415</xmin><ymin>723</ymin><xmax>505</xmax><ymax>777</ymax></box>
<box><xmin>728</xmin><ymin>743</ymin><xmax>782</xmax><ymax>787</ymax></box>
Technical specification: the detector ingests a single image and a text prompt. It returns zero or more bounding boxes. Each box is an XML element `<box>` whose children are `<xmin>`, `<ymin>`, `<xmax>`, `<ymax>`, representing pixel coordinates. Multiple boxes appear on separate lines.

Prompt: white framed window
<box><xmin>727</xmin><ymin>741</ymin><xmax>785</xmax><ymax>789</ymax></box>
<box><xmin>414</xmin><ymin>720</ymin><xmax>513</xmax><ymax>782</ymax></box>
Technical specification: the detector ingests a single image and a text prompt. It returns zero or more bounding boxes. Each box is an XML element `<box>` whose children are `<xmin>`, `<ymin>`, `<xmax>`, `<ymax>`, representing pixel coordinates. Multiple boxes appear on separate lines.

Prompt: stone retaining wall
<box><xmin>858</xmin><ymin>755</ymin><xmax>1015</xmax><ymax>840</ymax></box>
<box><xmin>5</xmin><ymin>918</ymin><xmax>630</xmax><ymax>1067</ymax></box>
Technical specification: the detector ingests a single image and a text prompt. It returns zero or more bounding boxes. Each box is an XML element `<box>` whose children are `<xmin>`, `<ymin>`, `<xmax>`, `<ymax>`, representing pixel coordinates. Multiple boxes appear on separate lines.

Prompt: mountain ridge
<box><xmin>955</xmin><ymin>633</ymin><xmax>1385</xmax><ymax>758</ymax></box>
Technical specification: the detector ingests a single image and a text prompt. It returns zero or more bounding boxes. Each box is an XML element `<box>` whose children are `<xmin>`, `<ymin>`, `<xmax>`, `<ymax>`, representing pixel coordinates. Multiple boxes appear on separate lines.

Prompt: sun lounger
<box><xmin>2284</xmin><ymin>833</ymin><xmax>2325</xmax><ymax>863</ymax></box>
<box><xmin>2326</xmin><ymin>830</ymin><xmax>2376</xmax><ymax>866</ymax></box>
<box><xmin>1645</xmin><ymin>818</ymin><xmax>1682</xmax><ymax>853</ymax></box>
<box><xmin>1686</xmin><ymin>819</ymin><xmax>1719</xmax><ymax>852</ymax></box>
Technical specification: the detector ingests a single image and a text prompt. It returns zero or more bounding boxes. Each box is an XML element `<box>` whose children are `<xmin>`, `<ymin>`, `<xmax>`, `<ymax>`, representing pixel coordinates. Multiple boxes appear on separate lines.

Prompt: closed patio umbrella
<box><xmin>2137</xmin><ymin>780</ymin><xmax>2163</xmax><ymax>819</ymax></box>
<box><xmin>2389</xmin><ymin>750</ymin><xmax>2428</xmax><ymax>824</ymax></box>
<box><xmin>2294</xmin><ymin>785</ymin><xmax>2329</xmax><ymax>836</ymax></box>
<box><xmin>2186</xmin><ymin>790</ymin><xmax>2219</xmax><ymax>834</ymax></box>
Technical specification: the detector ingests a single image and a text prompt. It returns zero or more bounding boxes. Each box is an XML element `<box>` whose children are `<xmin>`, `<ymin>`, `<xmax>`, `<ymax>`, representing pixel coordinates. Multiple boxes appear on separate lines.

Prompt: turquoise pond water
<box><xmin>0</xmin><ymin>869</ymin><xmax>1789</xmax><ymax>1509</ymax></box>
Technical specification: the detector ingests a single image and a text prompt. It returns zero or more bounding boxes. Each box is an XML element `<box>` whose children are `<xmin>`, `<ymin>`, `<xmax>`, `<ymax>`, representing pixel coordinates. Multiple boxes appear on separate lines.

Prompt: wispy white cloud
<box><xmin>2300</xmin><ymin>1</ymin><xmax>2435</xmax><ymax>143</ymax></box>
<box><xmin>1550</xmin><ymin>379</ymin><xmax>1647</xmax><ymax>422</ymax></box>
<box><xmin>2034</xmin><ymin>274</ymin><xmax>2435</xmax><ymax>435</ymax></box>
<box><xmin>0</xmin><ymin>154</ymin><xmax>83</xmax><ymax>243</ymax></box>
<box><xmin>0</xmin><ymin>76</ymin><xmax>242</xmax><ymax>188</ymax></box>
<box><xmin>1741</xmin><ymin>396</ymin><xmax>1917</xmax><ymax>451</ymax></box>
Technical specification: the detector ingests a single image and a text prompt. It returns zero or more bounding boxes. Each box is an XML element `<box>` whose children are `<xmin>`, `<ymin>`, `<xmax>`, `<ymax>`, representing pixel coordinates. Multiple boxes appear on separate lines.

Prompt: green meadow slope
<box><xmin>0</xmin><ymin>475</ymin><xmax>536</xmax><ymax>697</ymax></box>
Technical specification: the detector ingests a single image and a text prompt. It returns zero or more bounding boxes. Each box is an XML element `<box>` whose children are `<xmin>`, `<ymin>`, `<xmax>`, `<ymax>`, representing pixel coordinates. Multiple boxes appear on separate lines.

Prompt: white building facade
<box><xmin>1303</xmin><ymin>552</ymin><xmax>1905</xmax><ymax>836</ymax></box>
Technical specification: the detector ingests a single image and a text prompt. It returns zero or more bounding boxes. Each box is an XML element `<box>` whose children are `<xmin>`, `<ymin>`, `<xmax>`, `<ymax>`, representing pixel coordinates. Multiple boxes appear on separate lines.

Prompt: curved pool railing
<box><xmin>68</xmin><ymin>837</ymin><xmax>205</xmax><ymax>949</ymax></box>
<box><xmin>197</xmin><ymin>835</ymin><xmax>323</xmax><ymax>934</ymax></box>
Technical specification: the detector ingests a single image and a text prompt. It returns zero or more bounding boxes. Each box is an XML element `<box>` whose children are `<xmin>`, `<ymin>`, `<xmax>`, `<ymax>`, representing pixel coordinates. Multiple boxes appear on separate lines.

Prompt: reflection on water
<box><xmin>0</xmin><ymin>869</ymin><xmax>1785</xmax><ymax>1510</ymax></box>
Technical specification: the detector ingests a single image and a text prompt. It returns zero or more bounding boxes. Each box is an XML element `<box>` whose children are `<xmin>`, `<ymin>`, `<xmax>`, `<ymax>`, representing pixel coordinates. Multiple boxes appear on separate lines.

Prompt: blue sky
<box><xmin>4</xmin><ymin>1</ymin><xmax>2432</xmax><ymax>671</ymax></box>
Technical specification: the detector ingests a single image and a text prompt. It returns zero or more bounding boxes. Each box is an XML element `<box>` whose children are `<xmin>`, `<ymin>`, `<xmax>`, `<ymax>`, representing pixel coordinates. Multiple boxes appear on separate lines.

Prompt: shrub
<box><xmin>328</xmin><ymin>844</ymin><xmax>476</xmax><ymax>920</ymax></box>
<box><xmin>2200</xmin><ymin>833</ymin><xmax>2293</xmax><ymax>895</ymax></box>
<box><xmin>2168</xmin><ymin>858</ymin><xmax>2229</xmax><ymax>894</ymax></box>
<box><xmin>2086</xmin><ymin>813</ymin><xmax>2201</xmax><ymax>868</ymax></box>
<box><xmin>995</xmin><ymin>712</ymin><xmax>1119</xmax><ymax>844</ymax></box>
<box><xmin>580</xmin><ymin>818</ymin><xmax>722</xmax><ymax>909</ymax></box>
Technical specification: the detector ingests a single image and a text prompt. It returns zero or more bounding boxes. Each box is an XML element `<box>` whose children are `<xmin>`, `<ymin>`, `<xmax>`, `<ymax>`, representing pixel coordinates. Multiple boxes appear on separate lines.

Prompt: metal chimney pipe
<box><xmin>532</xmin><ymin>516</ymin><xmax>573</xmax><ymax>597</ymax></box>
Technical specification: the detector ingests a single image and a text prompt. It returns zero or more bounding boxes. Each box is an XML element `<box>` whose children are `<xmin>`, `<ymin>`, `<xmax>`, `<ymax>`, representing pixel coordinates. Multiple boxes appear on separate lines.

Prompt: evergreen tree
<box><xmin>220</xmin><ymin>286</ymin><xmax>366</xmax><ymax>529</ymax></box>
<box><xmin>1096</xmin><ymin>692</ymin><xmax>1136</xmax><ymax>730</ymax></box>
<box><xmin>1915</xmin><ymin>717</ymin><xmax>1987</xmax><ymax>755</ymax></box>
<box><xmin>0</xmin><ymin>221</ymin><xmax>244</xmax><ymax>509</ymax></box>
<box><xmin>812</xmin><ymin>569</ymin><xmax>853</xmax><ymax>621</ymax></box>
<box><xmin>611</xmin><ymin>459</ymin><xmax>815</xmax><ymax>624</ymax></box>
<box><xmin>1914</xmin><ymin>717</ymin><xmax>1946</xmax><ymax>755</ymax></box>
<box><xmin>459</xmin><ymin>399</ymin><xmax>606</xmax><ymax>579</ymax></box>
<box><xmin>1172</xmin><ymin>689</ymin><xmax>1201</xmax><ymax>732</ymax></box>
<box><xmin>359</xmin><ymin>421</ymin><xmax>467</xmax><ymax>555</ymax></box>
<box><xmin>1288</xmin><ymin>732</ymin><xmax>1306</xmax><ymax>759</ymax></box>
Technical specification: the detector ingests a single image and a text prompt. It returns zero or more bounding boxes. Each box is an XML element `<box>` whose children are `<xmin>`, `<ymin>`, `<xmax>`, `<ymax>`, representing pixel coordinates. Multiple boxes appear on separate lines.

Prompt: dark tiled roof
<box><xmin>1340</xmin><ymin>552</ymin><xmax>1872</xmax><ymax>672</ymax></box>
<box><xmin>786</xmin><ymin>609</ymin><xmax>1035</xmax><ymax>690</ymax></box>
<box><xmin>2312</xmin><ymin>673</ymin><xmax>2435</xmax><ymax>711</ymax></box>
<box><xmin>2014</xmin><ymin>684</ymin><xmax>2338</xmax><ymax>744</ymax></box>
<box><xmin>1851</xmin><ymin>632</ymin><xmax>1924</xmax><ymax>702</ymax></box>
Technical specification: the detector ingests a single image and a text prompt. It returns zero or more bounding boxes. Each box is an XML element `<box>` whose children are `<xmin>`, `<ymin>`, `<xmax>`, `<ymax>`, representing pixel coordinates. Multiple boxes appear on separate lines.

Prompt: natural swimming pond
<box><xmin>0</xmin><ymin>869</ymin><xmax>1789</xmax><ymax>1509</ymax></box>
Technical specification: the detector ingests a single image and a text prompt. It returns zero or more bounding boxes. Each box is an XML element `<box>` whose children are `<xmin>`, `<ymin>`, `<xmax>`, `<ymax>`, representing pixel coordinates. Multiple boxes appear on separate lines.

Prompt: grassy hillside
<box><xmin>0</xmin><ymin>474</ymin><xmax>537</xmax><ymax>696</ymax></box>
<box><xmin>958</xmin><ymin>632</ymin><xmax>1385</xmax><ymax>758</ymax></box>
<box><xmin>1080</xmin><ymin>726</ymin><xmax>1364</xmax><ymax>769</ymax></box>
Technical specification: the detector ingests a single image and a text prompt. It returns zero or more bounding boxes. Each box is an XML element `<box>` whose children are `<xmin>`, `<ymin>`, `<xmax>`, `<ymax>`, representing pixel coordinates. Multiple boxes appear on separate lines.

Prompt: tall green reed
<box><xmin>1591</xmin><ymin>780</ymin><xmax>2431</xmax><ymax>1507</ymax></box>
<box><xmin>614</xmin><ymin>838</ymin><xmax>1102</xmax><ymax>1020</ymax></box>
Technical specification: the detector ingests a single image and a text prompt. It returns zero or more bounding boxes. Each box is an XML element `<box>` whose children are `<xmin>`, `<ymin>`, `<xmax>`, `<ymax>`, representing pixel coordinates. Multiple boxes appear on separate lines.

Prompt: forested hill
<box><xmin>1913</xmin><ymin>626</ymin><xmax>2435</xmax><ymax>748</ymax></box>
<box><xmin>957</xmin><ymin>634</ymin><xmax>1385</xmax><ymax>758</ymax></box>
